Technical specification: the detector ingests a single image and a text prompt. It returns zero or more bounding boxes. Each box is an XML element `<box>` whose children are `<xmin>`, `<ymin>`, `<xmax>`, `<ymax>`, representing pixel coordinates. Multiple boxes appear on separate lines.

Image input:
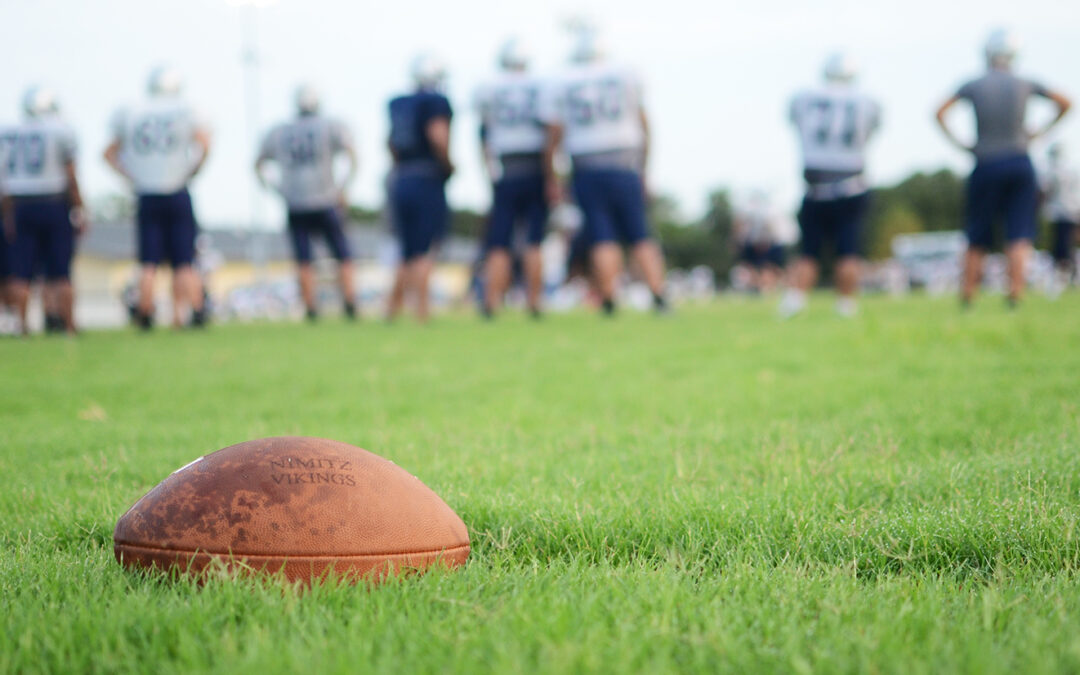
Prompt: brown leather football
<box><xmin>113</xmin><ymin>437</ymin><xmax>469</xmax><ymax>584</ymax></box>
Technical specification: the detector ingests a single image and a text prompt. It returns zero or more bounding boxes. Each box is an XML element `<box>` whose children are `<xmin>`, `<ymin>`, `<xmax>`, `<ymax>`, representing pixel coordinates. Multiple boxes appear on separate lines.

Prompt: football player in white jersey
<box><xmin>544</xmin><ymin>30</ymin><xmax>668</xmax><ymax>315</ymax></box>
<box><xmin>474</xmin><ymin>38</ymin><xmax>557</xmax><ymax>318</ymax></box>
<box><xmin>780</xmin><ymin>53</ymin><xmax>881</xmax><ymax>318</ymax></box>
<box><xmin>0</xmin><ymin>87</ymin><xmax>87</xmax><ymax>335</ymax></box>
<box><xmin>1041</xmin><ymin>142</ymin><xmax>1079</xmax><ymax>294</ymax></box>
<box><xmin>256</xmin><ymin>85</ymin><xmax>359</xmax><ymax>321</ymax></box>
<box><xmin>105</xmin><ymin>66</ymin><xmax>211</xmax><ymax>330</ymax></box>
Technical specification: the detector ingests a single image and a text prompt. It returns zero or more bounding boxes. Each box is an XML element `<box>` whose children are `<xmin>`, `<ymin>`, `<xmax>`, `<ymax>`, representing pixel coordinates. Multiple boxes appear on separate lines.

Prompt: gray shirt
<box><xmin>258</xmin><ymin>114</ymin><xmax>354</xmax><ymax>211</ymax></box>
<box><xmin>956</xmin><ymin>70</ymin><xmax>1049</xmax><ymax>161</ymax></box>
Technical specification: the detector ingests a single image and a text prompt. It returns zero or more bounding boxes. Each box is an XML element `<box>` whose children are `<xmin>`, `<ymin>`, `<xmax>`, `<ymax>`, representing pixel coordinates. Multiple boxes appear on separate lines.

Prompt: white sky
<box><xmin>1</xmin><ymin>0</ymin><xmax>1077</xmax><ymax>228</ymax></box>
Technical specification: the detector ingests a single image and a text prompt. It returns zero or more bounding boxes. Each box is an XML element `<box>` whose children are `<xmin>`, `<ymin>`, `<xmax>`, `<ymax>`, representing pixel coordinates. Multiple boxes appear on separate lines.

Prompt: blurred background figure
<box><xmin>105</xmin><ymin>65</ymin><xmax>211</xmax><ymax>330</ymax></box>
<box><xmin>1041</xmin><ymin>142</ymin><xmax>1079</xmax><ymax>297</ymax></box>
<box><xmin>936</xmin><ymin>28</ymin><xmax>1072</xmax><ymax>309</ymax></box>
<box><xmin>474</xmin><ymin>37</ymin><xmax>556</xmax><ymax>319</ymax></box>
<box><xmin>546</xmin><ymin>26</ymin><xmax>668</xmax><ymax>316</ymax></box>
<box><xmin>733</xmin><ymin>190</ymin><xmax>786</xmax><ymax>295</ymax></box>
<box><xmin>1</xmin><ymin>87</ymin><xmax>87</xmax><ymax>335</ymax></box>
<box><xmin>384</xmin><ymin>53</ymin><xmax>454</xmax><ymax>323</ymax></box>
<box><xmin>256</xmin><ymin>84</ymin><xmax>358</xmax><ymax>322</ymax></box>
<box><xmin>0</xmin><ymin>174</ymin><xmax>12</xmax><ymax>335</ymax></box>
<box><xmin>780</xmin><ymin>53</ymin><xmax>881</xmax><ymax>319</ymax></box>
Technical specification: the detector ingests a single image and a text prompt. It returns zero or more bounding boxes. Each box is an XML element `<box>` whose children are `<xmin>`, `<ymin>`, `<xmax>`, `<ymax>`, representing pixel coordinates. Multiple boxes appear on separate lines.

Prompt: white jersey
<box><xmin>475</xmin><ymin>71</ymin><xmax>549</xmax><ymax>157</ymax></box>
<box><xmin>0</xmin><ymin>116</ymin><xmax>77</xmax><ymax>196</ymax></box>
<box><xmin>110</xmin><ymin>98</ymin><xmax>207</xmax><ymax>195</ymax></box>
<box><xmin>546</xmin><ymin>62</ymin><xmax>646</xmax><ymax>160</ymax></box>
<box><xmin>790</xmin><ymin>85</ymin><xmax>881</xmax><ymax>176</ymax></box>
<box><xmin>258</xmin><ymin>115</ymin><xmax>354</xmax><ymax>212</ymax></box>
<box><xmin>1042</xmin><ymin>162</ymin><xmax>1080</xmax><ymax>222</ymax></box>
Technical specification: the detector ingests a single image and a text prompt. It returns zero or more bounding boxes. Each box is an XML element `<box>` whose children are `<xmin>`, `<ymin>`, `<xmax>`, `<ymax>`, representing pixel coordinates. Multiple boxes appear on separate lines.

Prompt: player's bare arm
<box><xmin>639</xmin><ymin>108</ymin><xmax>652</xmax><ymax>197</ymax></box>
<box><xmin>542</xmin><ymin>122</ymin><xmax>564</xmax><ymax>205</ymax></box>
<box><xmin>337</xmin><ymin>143</ymin><xmax>359</xmax><ymax>209</ymax></box>
<box><xmin>103</xmin><ymin>138</ymin><xmax>132</xmax><ymax>182</ymax></box>
<box><xmin>64</xmin><ymin>161</ymin><xmax>88</xmax><ymax>235</ymax></box>
<box><xmin>188</xmin><ymin>127</ymin><xmax>212</xmax><ymax>180</ymax></box>
<box><xmin>1031</xmin><ymin>90</ymin><xmax>1072</xmax><ymax>140</ymax></box>
<box><xmin>935</xmin><ymin>96</ymin><xmax>972</xmax><ymax>152</ymax></box>
<box><xmin>425</xmin><ymin>117</ymin><xmax>454</xmax><ymax>177</ymax></box>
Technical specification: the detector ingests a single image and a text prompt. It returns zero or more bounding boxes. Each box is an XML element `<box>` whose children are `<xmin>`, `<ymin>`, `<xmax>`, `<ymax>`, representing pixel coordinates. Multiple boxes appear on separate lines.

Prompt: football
<box><xmin>113</xmin><ymin>436</ymin><xmax>470</xmax><ymax>584</ymax></box>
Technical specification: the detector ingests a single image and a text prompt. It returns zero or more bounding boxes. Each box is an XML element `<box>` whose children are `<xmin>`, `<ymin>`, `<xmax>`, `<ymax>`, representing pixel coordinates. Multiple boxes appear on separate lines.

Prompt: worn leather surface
<box><xmin>114</xmin><ymin>437</ymin><xmax>469</xmax><ymax>583</ymax></box>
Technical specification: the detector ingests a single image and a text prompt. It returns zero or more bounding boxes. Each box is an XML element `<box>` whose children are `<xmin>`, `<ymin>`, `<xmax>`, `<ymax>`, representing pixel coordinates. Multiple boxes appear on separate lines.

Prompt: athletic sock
<box><xmin>306</xmin><ymin>308</ymin><xmax>318</xmax><ymax>323</ymax></box>
<box><xmin>601</xmin><ymin>298</ymin><xmax>616</xmax><ymax>316</ymax></box>
<box><xmin>343</xmin><ymin>302</ymin><xmax>357</xmax><ymax>320</ymax></box>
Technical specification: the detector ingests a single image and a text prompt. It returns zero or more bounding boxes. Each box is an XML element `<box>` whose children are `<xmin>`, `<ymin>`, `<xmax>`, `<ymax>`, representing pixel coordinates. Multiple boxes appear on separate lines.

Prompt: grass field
<box><xmin>2</xmin><ymin>294</ymin><xmax>1080</xmax><ymax>674</ymax></box>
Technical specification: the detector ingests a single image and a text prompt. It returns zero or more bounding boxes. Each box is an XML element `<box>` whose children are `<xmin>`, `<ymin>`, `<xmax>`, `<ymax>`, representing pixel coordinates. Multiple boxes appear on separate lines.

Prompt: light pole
<box><xmin>228</xmin><ymin>0</ymin><xmax>277</xmax><ymax>278</ymax></box>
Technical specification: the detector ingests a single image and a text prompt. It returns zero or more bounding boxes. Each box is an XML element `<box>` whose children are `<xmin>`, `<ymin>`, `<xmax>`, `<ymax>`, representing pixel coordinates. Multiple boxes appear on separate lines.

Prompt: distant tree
<box><xmin>864</xmin><ymin>169</ymin><xmax>964</xmax><ymax>257</ymax></box>
<box><xmin>651</xmin><ymin>189</ymin><xmax>737</xmax><ymax>281</ymax></box>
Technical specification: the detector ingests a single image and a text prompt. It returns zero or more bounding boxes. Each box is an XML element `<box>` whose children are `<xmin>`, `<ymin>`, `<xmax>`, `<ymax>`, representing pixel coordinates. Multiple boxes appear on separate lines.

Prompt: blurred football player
<box><xmin>105</xmin><ymin>65</ymin><xmax>211</xmax><ymax>329</ymax></box>
<box><xmin>936</xmin><ymin>29</ymin><xmax>1072</xmax><ymax>308</ymax></box>
<box><xmin>0</xmin><ymin>87</ymin><xmax>87</xmax><ymax>335</ymax></box>
<box><xmin>781</xmin><ymin>53</ymin><xmax>881</xmax><ymax>318</ymax></box>
<box><xmin>384</xmin><ymin>53</ymin><xmax>454</xmax><ymax>323</ymax></box>
<box><xmin>735</xmin><ymin>191</ymin><xmax>786</xmax><ymax>294</ymax></box>
<box><xmin>545</xmin><ymin>29</ymin><xmax>668</xmax><ymax>315</ymax></box>
<box><xmin>474</xmin><ymin>38</ymin><xmax>557</xmax><ymax>318</ymax></box>
<box><xmin>1040</xmin><ymin>142</ymin><xmax>1079</xmax><ymax>296</ymax></box>
<box><xmin>256</xmin><ymin>84</ymin><xmax>359</xmax><ymax>321</ymax></box>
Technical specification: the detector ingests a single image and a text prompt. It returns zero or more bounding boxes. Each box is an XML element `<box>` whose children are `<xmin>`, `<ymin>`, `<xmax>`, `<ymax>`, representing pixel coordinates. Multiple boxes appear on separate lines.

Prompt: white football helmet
<box><xmin>823</xmin><ymin>52</ymin><xmax>858</xmax><ymax>84</ymax></box>
<box><xmin>148</xmin><ymin>65</ymin><xmax>183</xmax><ymax>97</ymax></box>
<box><xmin>411</xmin><ymin>53</ymin><xmax>447</xmax><ymax>91</ymax></box>
<box><xmin>985</xmin><ymin>28</ymin><xmax>1020</xmax><ymax>68</ymax></box>
<box><xmin>22</xmin><ymin>86</ymin><xmax>59</xmax><ymax>118</ymax></box>
<box><xmin>499</xmin><ymin>37</ymin><xmax>531</xmax><ymax>71</ymax></box>
<box><xmin>295</xmin><ymin>84</ymin><xmax>320</xmax><ymax>115</ymax></box>
<box><xmin>570</xmin><ymin>30</ymin><xmax>604</xmax><ymax>64</ymax></box>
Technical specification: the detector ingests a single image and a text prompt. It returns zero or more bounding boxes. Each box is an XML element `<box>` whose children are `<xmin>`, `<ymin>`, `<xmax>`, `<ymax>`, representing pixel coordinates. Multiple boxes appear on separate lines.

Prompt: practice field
<box><xmin>2</xmin><ymin>295</ymin><xmax>1080</xmax><ymax>674</ymax></box>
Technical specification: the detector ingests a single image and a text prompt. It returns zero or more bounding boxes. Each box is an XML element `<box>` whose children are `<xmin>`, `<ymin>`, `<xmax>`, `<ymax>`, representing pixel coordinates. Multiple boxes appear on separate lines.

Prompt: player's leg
<box><xmin>522</xmin><ymin>175</ymin><xmax>549</xmax><ymax>316</ymax></box>
<box><xmin>286</xmin><ymin>211</ymin><xmax>318</xmax><ymax>319</ymax></box>
<box><xmin>780</xmin><ymin>196</ymin><xmax>820</xmax><ymax>317</ymax></box>
<box><xmin>172</xmin><ymin>190</ymin><xmax>205</xmax><ymax>326</ymax></box>
<box><xmin>135</xmin><ymin>195</ymin><xmax>164</xmax><ymax>328</ymax></box>
<box><xmin>574</xmin><ymin>171</ymin><xmax>621</xmax><ymax>313</ymax></box>
<box><xmin>407</xmin><ymin>254</ymin><xmax>435</xmax><ymax>323</ymax></box>
<box><xmin>8</xmin><ymin>204</ymin><xmax>35</xmax><ymax>334</ymax></box>
<box><xmin>386</xmin><ymin>175</ymin><xmax>421</xmax><ymax>321</ymax></box>
<box><xmin>833</xmin><ymin>193</ymin><xmax>869</xmax><ymax>316</ymax></box>
<box><xmin>961</xmin><ymin>163</ymin><xmax>998</xmax><ymax>306</ymax></box>
<box><xmin>610</xmin><ymin>170</ymin><xmax>667</xmax><ymax>309</ymax></box>
<box><xmin>1001</xmin><ymin>157</ymin><xmax>1039</xmax><ymax>306</ymax></box>
<box><xmin>47</xmin><ymin>200</ymin><xmax>77</xmax><ymax>334</ymax></box>
<box><xmin>482</xmin><ymin>179</ymin><xmax>516</xmax><ymax>315</ymax></box>
<box><xmin>321</xmin><ymin>208</ymin><xmax>356</xmax><ymax>318</ymax></box>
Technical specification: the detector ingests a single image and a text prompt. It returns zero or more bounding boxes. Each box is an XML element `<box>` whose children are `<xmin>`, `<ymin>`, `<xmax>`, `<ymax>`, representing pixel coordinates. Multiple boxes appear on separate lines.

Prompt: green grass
<box><xmin>3</xmin><ymin>294</ymin><xmax>1080</xmax><ymax>674</ymax></box>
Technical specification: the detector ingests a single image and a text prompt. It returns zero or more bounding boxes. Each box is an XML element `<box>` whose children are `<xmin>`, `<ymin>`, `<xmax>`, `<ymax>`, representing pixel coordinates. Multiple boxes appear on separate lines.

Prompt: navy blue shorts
<box><xmin>1052</xmin><ymin>219</ymin><xmax>1077</xmax><ymax>263</ymax></box>
<box><xmin>572</xmin><ymin>169</ymin><xmax>650</xmax><ymax>246</ymax></box>
<box><xmin>288</xmin><ymin>208</ymin><xmax>351</xmax><ymax>263</ymax></box>
<box><xmin>138</xmin><ymin>189</ymin><xmax>198</xmax><ymax>267</ymax></box>
<box><xmin>741</xmin><ymin>242</ymin><xmax>786</xmax><ymax>269</ymax></box>
<box><xmin>486</xmin><ymin>174</ymin><xmax>548</xmax><ymax>251</ymax></box>
<box><xmin>11</xmin><ymin>197</ymin><xmax>73</xmax><ymax>281</ymax></box>
<box><xmin>0</xmin><ymin>216</ymin><xmax>10</xmax><ymax>280</ymax></box>
<box><xmin>966</xmin><ymin>154</ymin><xmax>1038</xmax><ymax>249</ymax></box>
<box><xmin>798</xmin><ymin>192</ymin><xmax>869</xmax><ymax>261</ymax></box>
<box><xmin>391</xmin><ymin>173</ymin><xmax>447</xmax><ymax>261</ymax></box>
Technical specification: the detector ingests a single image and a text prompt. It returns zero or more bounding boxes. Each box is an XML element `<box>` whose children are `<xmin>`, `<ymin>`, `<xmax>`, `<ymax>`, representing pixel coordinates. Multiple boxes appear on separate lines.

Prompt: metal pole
<box><xmin>241</xmin><ymin>4</ymin><xmax>266</xmax><ymax>278</ymax></box>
